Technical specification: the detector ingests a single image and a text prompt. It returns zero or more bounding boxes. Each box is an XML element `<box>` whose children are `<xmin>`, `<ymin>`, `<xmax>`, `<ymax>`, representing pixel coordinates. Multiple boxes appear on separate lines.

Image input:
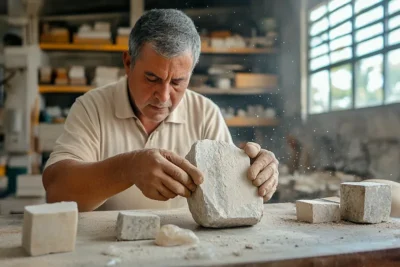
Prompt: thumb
<box><xmin>243</xmin><ymin>142</ymin><xmax>261</xmax><ymax>158</ymax></box>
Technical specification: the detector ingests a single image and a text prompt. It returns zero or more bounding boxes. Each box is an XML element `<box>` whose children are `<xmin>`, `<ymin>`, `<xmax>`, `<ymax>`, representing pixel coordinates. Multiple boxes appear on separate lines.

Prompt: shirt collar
<box><xmin>114</xmin><ymin>76</ymin><xmax>186</xmax><ymax>124</ymax></box>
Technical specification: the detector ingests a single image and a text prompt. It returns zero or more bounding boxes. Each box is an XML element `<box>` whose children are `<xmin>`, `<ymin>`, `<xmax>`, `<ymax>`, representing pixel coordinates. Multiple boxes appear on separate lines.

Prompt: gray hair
<box><xmin>129</xmin><ymin>9</ymin><xmax>201</xmax><ymax>69</ymax></box>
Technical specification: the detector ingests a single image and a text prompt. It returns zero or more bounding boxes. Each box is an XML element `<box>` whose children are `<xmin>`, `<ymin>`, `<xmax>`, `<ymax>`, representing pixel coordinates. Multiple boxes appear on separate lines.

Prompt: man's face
<box><xmin>123</xmin><ymin>43</ymin><xmax>193</xmax><ymax>123</ymax></box>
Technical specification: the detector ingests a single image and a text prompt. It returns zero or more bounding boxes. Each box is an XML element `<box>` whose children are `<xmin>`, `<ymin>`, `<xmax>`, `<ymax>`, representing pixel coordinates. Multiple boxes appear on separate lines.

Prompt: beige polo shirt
<box><xmin>45</xmin><ymin>76</ymin><xmax>232</xmax><ymax>211</ymax></box>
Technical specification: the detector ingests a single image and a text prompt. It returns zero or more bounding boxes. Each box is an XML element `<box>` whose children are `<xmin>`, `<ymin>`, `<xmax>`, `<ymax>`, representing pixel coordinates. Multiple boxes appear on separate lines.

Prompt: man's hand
<box><xmin>127</xmin><ymin>149</ymin><xmax>203</xmax><ymax>201</ymax></box>
<box><xmin>243</xmin><ymin>142</ymin><xmax>279</xmax><ymax>202</ymax></box>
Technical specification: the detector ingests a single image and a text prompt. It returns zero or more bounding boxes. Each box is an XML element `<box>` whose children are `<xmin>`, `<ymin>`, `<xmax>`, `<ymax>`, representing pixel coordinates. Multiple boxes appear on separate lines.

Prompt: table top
<box><xmin>0</xmin><ymin>203</ymin><xmax>399</xmax><ymax>267</ymax></box>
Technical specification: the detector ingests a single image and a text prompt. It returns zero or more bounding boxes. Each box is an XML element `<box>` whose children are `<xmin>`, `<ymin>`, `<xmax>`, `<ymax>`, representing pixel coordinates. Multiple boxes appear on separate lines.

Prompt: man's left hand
<box><xmin>243</xmin><ymin>142</ymin><xmax>279</xmax><ymax>202</ymax></box>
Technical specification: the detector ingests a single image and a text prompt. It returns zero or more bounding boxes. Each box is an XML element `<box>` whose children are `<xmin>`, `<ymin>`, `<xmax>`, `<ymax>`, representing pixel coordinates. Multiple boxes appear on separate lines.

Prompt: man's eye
<box><xmin>146</xmin><ymin>77</ymin><xmax>158</xmax><ymax>82</ymax></box>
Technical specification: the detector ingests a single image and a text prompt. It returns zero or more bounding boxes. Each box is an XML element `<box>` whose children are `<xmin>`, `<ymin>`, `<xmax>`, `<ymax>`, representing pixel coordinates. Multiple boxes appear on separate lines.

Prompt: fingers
<box><xmin>152</xmin><ymin>191</ymin><xmax>169</xmax><ymax>201</ymax></box>
<box><xmin>258</xmin><ymin>171</ymin><xmax>276</xmax><ymax>196</ymax></box>
<box><xmin>243</xmin><ymin>142</ymin><xmax>261</xmax><ymax>158</ymax></box>
<box><xmin>252</xmin><ymin>164</ymin><xmax>276</xmax><ymax>187</ymax></box>
<box><xmin>248</xmin><ymin>150</ymin><xmax>277</xmax><ymax>181</ymax></box>
<box><xmin>157</xmin><ymin>184</ymin><xmax>178</xmax><ymax>200</ymax></box>
<box><xmin>162</xmin><ymin>160</ymin><xmax>197</xmax><ymax>192</ymax></box>
<box><xmin>263</xmin><ymin>178</ymin><xmax>278</xmax><ymax>202</ymax></box>
<box><xmin>162</xmin><ymin>150</ymin><xmax>204</xmax><ymax>185</ymax></box>
<box><xmin>161</xmin><ymin>176</ymin><xmax>192</xmax><ymax>198</ymax></box>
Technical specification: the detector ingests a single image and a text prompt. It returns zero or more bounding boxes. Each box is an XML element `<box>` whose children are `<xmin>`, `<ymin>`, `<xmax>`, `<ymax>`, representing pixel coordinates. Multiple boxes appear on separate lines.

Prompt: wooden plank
<box><xmin>191</xmin><ymin>87</ymin><xmax>276</xmax><ymax>95</ymax></box>
<box><xmin>39</xmin><ymin>85</ymin><xmax>93</xmax><ymax>93</ymax></box>
<box><xmin>39</xmin><ymin>43</ymin><xmax>128</xmax><ymax>52</ymax></box>
<box><xmin>201</xmin><ymin>47</ymin><xmax>276</xmax><ymax>54</ymax></box>
<box><xmin>225</xmin><ymin>117</ymin><xmax>279</xmax><ymax>127</ymax></box>
<box><xmin>40</xmin><ymin>43</ymin><xmax>274</xmax><ymax>54</ymax></box>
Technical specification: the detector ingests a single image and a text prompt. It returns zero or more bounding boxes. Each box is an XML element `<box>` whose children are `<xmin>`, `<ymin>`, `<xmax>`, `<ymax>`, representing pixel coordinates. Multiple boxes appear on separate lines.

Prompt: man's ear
<box><xmin>122</xmin><ymin>51</ymin><xmax>131</xmax><ymax>75</ymax></box>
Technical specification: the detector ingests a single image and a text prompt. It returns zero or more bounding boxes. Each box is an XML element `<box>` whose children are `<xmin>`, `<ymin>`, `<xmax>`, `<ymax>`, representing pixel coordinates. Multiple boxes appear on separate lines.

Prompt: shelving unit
<box><xmin>37</xmin><ymin>0</ymin><xmax>281</xmax><ymax>149</ymax></box>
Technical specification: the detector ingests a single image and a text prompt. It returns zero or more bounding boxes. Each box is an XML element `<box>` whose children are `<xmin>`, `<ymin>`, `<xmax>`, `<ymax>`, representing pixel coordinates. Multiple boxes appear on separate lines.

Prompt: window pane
<box><xmin>331</xmin><ymin>47</ymin><xmax>352</xmax><ymax>63</ymax></box>
<box><xmin>386</xmin><ymin>49</ymin><xmax>400</xmax><ymax>103</ymax></box>
<box><xmin>329</xmin><ymin>0</ymin><xmax>351</xmax><ymax>11</ymax></box>
<box><xmin>331</xmin><ymin>64</ymin><xmax>352</xmax><ymax>110</ymax></box>
<box><xmin>389</xmin><ymin>28</ymin><xmax>400</xmax><ymax>45</ymax></box>
<box><xmin>310</xmin><ymin>18</ymin><xmax>329</xmax><ymax>36</ymax></box>
<box><xmin>356</xmin><ymin>55</ymin><xmax>383</xmax><ymax>108</ymax></box>
<box><xmin>310</xmin><ymin>4</ymin><xmax>328</xmax><ymax>22</ymax></box>
<box><xmin>309</xmin><ymin>71</ymin><xmax>330</xmax><ymax>114</ymax></box>
<box><xmin>310</xmin><ymin>44</ymin><xmax>329</xmax><ymax>58</ymax></box>
<box><xmin>329</xmin><ymin>5</ymin><xmax>352</xmax><ymax>27</ymax></box>
<box><xmin>355</xmin><ymin>23</ymin><xmax>384</xmax><ymax>42</ymax></box>
<box><xmin>356</xmin><ymin>37</ymin><xmax>383</xmax><ymax>56</ymax></box>
<box><xmin>330</xmin><ymin>35</ymin><xmax>352</xmax><ymax>51</ymax></box>
<box><xmin>330</xmin><ymin>21</ymin><xmax>352</xmax><ymax>39</ymax></box>
<box><xmin>355</xmin><ymin>0</ymin><xmax>382</xmax><ymax>14</ymax></box>
<box><xmin>310</xmin><ymin>55</ymin><xmax>330</xmax><ymax>71</ymax></box>
<box><xmin>389</xmin><ymin>15</ymin><xmax>400</xmax><ymax>30</ymax></box>
<box><xmin>389</xmin><ymin>0</ymin><xmax>400</xmax><ymax>15</ymax></box>
<box><xmin>310</xmin><ymin>33</ymin><xmax>329</xmax><ymax>47</ymax></box>
<box><xmin>355</xmin><ymin>6</ymin><xmax>384</xmax><ymax>29</ymax></box>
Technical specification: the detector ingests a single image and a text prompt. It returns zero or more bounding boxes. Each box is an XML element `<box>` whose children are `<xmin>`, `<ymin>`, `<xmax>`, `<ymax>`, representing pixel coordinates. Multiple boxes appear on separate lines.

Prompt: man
<box><xmin>42</xmin><ymin>9</ymin><xmax>279</xmax><ymax>212</ymax></box>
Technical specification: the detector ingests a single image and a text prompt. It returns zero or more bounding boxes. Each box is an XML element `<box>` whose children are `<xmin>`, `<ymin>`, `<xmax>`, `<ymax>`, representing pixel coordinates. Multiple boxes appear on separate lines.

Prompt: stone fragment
<box><xmin>340</xmin><ymin>182</ymin><xmax>391</xmax><ymax>223</ymax></box>
<box><xmin>22</xmin><ymin>202</ymin><xmax>78</xmax><ymax>256</ymax></box>
<box><xmin>154</xmin><ymin>224</ymin><xmax>199</xmax><ymax>247</ymax></box>
<box><xmin>116</xmin><ymin>211</ymin><xmax>160</xmax><ymax>241</ymax></box>
<box><xmin>296</xmin><ymin>199</ymin><xmax>340</xmax><ymax>223</ymax></box>
<box><xmin>186</xmin><ymin>140</ymin><xmax>263</xmax><ymax>228</ymax></box>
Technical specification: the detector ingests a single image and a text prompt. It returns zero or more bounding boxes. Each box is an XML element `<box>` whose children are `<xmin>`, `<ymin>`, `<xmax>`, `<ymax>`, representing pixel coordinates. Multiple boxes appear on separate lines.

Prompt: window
<box><xmin>308</xmin><ymin>0</ymin><xmax>400</xmax><ymax>114</ymax></box>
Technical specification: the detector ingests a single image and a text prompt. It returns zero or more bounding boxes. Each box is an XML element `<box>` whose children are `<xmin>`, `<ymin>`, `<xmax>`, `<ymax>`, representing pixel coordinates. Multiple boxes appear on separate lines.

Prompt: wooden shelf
<box><xmin>201</xmin><ymin>47</ymin><xmax>276</xmax><ymax>54</ymax></box>
<box><xmin>192</xmin><ymin>87</ymin><xmax>275</xmax><ymax>95</ymax></box>
<box><xmin>40</xmin><ymin>43</ymin><xmax>275</xmax><ymax>54</ymax></box>
<box><xmin>39</xmin><ymin>85</ymin><xmax>93</xmax><ymax>93</ymax></box>
<box><xmin>40</xmin><ymin>43</ymin><xmax>128</xmax><ymax>52</ymax></box>
<box><xmin>225</xmin><ymin>117</ymin><xmax>279</xmax><ymax>127</ymax></box>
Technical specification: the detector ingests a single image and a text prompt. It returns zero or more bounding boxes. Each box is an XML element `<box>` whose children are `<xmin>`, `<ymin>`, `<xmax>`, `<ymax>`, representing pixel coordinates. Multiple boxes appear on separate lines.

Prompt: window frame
<box><xmin>307</xmin><ymin>0</ymin><xmax>400</xmax><ymax>115</ymax></box>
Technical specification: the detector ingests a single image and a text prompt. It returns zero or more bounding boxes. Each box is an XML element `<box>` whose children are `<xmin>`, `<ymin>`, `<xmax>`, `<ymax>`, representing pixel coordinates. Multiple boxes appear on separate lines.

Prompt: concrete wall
<box><xmin>277</xmin><ymin>0</ymin><xmax>400</xmax><ymax>182</ymax></box>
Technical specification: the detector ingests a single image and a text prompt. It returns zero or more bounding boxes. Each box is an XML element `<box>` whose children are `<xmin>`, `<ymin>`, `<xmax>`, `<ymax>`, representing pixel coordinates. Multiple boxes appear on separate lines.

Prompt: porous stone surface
<box><xmin>22</xmin><ymin>202</ymin><xmax>78</xmax><ymax>256</ymax></box>
<box><xmin>116</xmin><ymin>211</ymin><xmax>160</xmax><ymax>241</ymax></box>
<box><xmin>296</xmin><ymin>199</ymin><xmax>340</xmax><ymax>223</ymax></box>
<box><xmin>154</xmin><ymin>224</ymin><xmax>199</xmax><ymax>247</ymax></box>
<box><xmin>340</xmin><ymin>182</ymin><xmax>391</xmax><ymax>223</ymax></box>
<box><xmin>186</xmin><ymin>140</ymin><xmax>263</xmax><ymax>228</ymax></box>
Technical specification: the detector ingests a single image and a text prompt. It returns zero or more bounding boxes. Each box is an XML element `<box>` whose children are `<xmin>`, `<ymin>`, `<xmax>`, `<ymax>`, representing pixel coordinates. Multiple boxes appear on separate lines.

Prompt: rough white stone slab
<box><xmin>22</xmin><ymin>202</ymin><xmax>78</xmax><ymax>256</ymax></box>
<box><xmin>296</xmin><ymin>199</ymin><xmax>340</xmax><ymax>223</ymax></box>
<box><xmin>154</xmin><ymin>224</ymin><xmax>199</xmax><ymax>247</ymax></box>
<box><xmin>116</xmin><ymin>211</ymin><xmax>160</xmax><ymax>241</ymax></box>
<box><xmin>340</xmin><ymin>182</ymin><xmax>391</xmax><ymax>223</ymax></box>
<box><xmin>186</xmin><ymin>140</ymin><xmax>263</xmax><ymax>228</ymax></box>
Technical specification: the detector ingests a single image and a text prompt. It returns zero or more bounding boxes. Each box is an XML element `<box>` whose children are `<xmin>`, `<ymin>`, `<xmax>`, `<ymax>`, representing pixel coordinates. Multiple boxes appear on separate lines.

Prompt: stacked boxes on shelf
<box><xmin>73</xmin><ymin>22</ymin><xmax>112</xmax><ymax>44</ymax></box>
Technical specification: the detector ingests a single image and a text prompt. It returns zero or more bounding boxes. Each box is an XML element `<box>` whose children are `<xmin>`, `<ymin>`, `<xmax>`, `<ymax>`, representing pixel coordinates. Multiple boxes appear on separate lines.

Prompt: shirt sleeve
<box><xmin>44</xmin><ymin>98</ymin><xmax>100</xmax><ymax>169</ymax></box>
<box><xmin>202</xmin><ymin>102</ymin><xmax>233</xmax><ymax>144</ymax></box>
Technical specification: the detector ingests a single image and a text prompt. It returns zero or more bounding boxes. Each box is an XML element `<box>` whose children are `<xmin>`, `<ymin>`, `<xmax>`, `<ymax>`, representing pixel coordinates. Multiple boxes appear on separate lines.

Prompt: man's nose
<box><xmin>154</xmin><ymin>83</ymin><xmax>170</xmax><ymax>103</ymax></box>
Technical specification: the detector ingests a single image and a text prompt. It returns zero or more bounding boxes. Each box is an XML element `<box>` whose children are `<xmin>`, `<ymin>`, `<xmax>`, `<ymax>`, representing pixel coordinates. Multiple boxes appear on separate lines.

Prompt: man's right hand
<box><xmin>124</xmin><ymin>149</ymin><xmax>203</xmax><ymax>201</ymax></box>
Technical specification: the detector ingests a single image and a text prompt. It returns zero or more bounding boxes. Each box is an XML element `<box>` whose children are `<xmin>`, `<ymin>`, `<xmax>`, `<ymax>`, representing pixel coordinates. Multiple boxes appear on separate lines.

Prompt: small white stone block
<box><xmin>116</xmin><ymin>211</ymin><xmax>160</xmax><ymax>241</ymax></box>
<box><xmin>340</xmin><ymin>182</ymin><xmax>391</xmax><ymax>224</ymax></box>
<box><xmin>296</xmin><ymin>199</ymin><xmax>340</xmax><ymax>223</ymax></box>
<box><xmin>22</xmin><ymin>202</ymin><xmax>78</xmax><ymax>256</ymax></box>
<box><xmin>186</xmin><ymin>140</ymin><xmax>263</xmax><ymax>228</ymax></box>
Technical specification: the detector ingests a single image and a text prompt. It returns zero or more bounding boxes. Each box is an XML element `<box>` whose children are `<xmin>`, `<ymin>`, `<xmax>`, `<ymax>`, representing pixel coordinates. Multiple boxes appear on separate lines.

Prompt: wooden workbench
<box><xmin>0</xmin><ymin>203</ymin><xmax>399</xmax><ymax>266</ymax></box>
